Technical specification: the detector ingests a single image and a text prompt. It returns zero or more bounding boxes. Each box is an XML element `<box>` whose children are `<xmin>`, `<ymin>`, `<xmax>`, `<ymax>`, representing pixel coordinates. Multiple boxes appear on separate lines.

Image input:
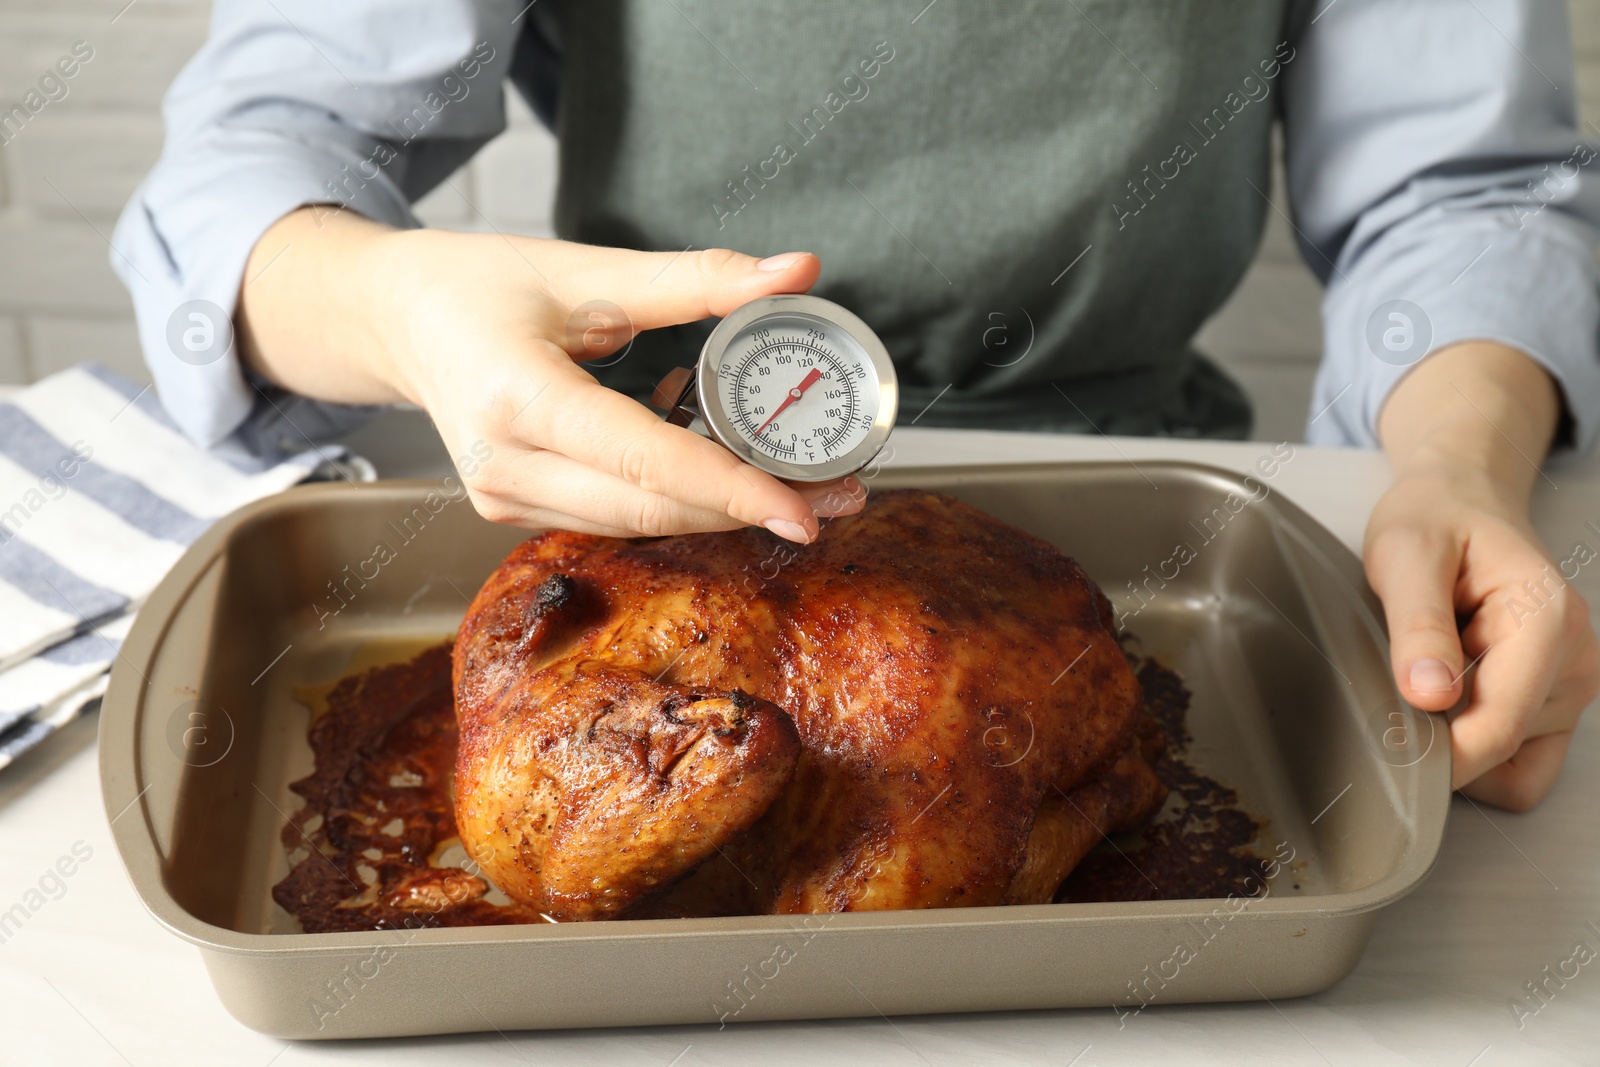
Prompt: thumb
<box><xmin>558</xmin><ymin>245</ymin><xmax>821</xmax><ymax>336</ymax></box>
<box><xmin>1366</xmin><ymin>528</ymin><xmax>1466</xmax><ymax>711</ymax></box>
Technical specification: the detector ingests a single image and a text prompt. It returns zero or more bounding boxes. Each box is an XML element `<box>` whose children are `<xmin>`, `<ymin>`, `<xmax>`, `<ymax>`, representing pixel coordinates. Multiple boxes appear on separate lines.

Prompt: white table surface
<box><xmin>4</xmin><ymin>416</ymin><xmax>1599</xmax><ymax>1067</ymax></box>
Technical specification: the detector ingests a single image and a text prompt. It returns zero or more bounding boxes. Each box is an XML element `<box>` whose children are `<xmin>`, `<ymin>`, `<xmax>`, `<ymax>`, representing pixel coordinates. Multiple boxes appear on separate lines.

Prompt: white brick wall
<box><xmin>0</xmin><ymin>0</ymin><xmax>212</xmax><ymax>387</ymax></box>
<box><xmin>1</xmin><ymin>1</ymin><xmax>1596</xmax><ymax>445</ymax></box>
<box><xmin>0</xmin><ymin>314</ymin><xmax>24</xmax><ymax>382</ymax></box>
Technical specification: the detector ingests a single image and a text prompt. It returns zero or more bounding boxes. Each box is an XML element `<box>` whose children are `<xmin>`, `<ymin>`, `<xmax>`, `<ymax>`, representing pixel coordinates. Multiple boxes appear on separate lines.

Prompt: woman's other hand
<box><xmin>1369</xmin><ymin>341</ymin><xmax>1600</xmax><ymax>810</ymax></box>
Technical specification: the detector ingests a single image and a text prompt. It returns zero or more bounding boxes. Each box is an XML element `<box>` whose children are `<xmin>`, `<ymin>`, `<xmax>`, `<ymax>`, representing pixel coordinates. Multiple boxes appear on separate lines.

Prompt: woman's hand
<box><xmin>1370</xmin><ymin>341</ymin><xmax>1600</xmax><ymax>810</ymax></box>
<box><xmin>237</xmin><ymin>207</ymin><xmax>862</xmax><ymax>542</ymax></box>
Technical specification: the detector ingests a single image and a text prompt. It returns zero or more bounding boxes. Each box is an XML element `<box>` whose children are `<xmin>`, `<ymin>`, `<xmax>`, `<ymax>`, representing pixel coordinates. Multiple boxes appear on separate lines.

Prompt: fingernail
<box><xmin>1409</xmin><ymin>658</ymin><xmax>1455</xmax><ymax>693</ymax></box>
<box><xmin>757</xmin><ymin>252</ymin><xmax>807</xmax><ymax>272</ymax></box>
<box><xmin>763</xmin><ymin>517</ymin><xmax>812</xmax><ymax>543</ymax></box>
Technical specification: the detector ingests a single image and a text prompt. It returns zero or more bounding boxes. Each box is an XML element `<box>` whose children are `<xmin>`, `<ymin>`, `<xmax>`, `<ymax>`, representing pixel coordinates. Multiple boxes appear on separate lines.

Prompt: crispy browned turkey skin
<box><xmin>453</xmin><ymin>489</ymin><xmax>1165</xmax><ymax>921</ymax></box>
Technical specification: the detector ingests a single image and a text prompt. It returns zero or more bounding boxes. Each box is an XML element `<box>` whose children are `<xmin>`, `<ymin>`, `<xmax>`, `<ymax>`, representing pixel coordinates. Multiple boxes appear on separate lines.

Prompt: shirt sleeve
<box><xmin>1281</xmin><ymin>0</ymin><xmax>1600</xmax><ymax>454</ymax></box>
<box><xmin>110</xmin><ymin>0</ymin><xmax>526</xmax><ymax>448</ymax></box>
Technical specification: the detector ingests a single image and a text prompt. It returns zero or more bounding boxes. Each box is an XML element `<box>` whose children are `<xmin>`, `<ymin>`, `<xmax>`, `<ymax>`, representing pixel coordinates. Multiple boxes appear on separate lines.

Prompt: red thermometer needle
<box><xmin>755</xmin><ymin>367</ymin><xmax>823</xmax><ymax>437</ymax></box>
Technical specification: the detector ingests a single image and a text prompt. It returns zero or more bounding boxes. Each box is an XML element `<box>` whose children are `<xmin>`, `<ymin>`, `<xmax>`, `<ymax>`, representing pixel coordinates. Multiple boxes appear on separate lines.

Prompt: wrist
<box><xmin>1378</xmin><ymin>341</ymin><xmax>1559</xmax><ymax>507</ymax></box>
<box><xmin>238</xmin><ymin>205</ymin><xmax>415</xmax><ymax>406</ymax></box>
<box><xmin>1388</xmin><ymin>446</ymin><xmax>1524</xmax><ymax>516</ymax></box>
<box><xmin>354</xmin><ymin>223</ymin><xmax>432</xmax><ymax>407</ymax></box>
<box><xmin>1390</xmin><ymin>422</ymin><xmax>1526</xmax><ymax>494</ymax></box>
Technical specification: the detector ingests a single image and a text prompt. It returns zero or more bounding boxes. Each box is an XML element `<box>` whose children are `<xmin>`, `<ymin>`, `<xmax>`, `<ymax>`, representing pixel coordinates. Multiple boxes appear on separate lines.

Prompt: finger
<box><xmin>472</xmin><ymin>470</ymin><xmax>864</xmax><ymax>539</ymax></box>
<box><xmin>1446</xmin><ymin>629</ymin><xmax>1567</xmax><ymax>787</ymax></box>
<box><xmin>526</xmin><ymin>369</ymin><xmax>823</xmax><ymax>542</ymax></box>
<box><xmin>1458</xmin><ymin>730</ymin><xmax>1573</xmax><ymax>812</ymax></box>
<box><xmin>1366</xmin><ymin>525</ymin><xmax>1466</xmax><ymax>711</ymax></box>
<box><xmin>472</xmin><ymin>447</ymin><xmax>752</xmax><ymax>537</ymax></box>
<box><xmin>468</xmin><ymin>499</ymin><xmax>642</xmax><ymax>539</ymax></box>
<box><xmin>796</xmin><ymin>475</ymin><xmax>867</xmax><ymax>519</ymax></box>
<box><xmin>553</xmin><ymin>245</ymin><xmax>821</xmax><ymax>332</ymax></box>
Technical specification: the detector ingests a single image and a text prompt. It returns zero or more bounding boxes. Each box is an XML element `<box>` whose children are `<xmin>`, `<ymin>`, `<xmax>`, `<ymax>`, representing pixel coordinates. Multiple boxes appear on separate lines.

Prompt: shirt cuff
<box><xmin>111</xmin><ymin>123</ymin><xmax>418</xmax><ymax>449</ymax></box>
<box><xmin>1307</xmin><ymin>206</ymin><xmax>1600</xmax><ymax>454</ymax></box>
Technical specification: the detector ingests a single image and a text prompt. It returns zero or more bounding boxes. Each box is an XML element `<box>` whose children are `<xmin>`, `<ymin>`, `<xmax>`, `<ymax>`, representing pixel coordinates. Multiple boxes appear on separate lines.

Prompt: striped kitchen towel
<box><xmin>0</xmin><ymin>363</ymin><xmax>374</xmax><ymax>770</ymax></box>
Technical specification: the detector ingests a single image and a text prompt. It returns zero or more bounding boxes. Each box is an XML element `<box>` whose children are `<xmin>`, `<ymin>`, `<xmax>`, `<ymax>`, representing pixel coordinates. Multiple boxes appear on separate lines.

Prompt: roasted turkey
<box><xmin>452</xmin><ymin>489</ymin><xmax>1165</xmax><ymax>921</ymax></box>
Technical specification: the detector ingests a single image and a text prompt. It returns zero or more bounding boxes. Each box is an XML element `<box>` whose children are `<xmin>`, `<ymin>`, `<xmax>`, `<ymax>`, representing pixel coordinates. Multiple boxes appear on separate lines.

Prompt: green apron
<box><xmin>551</xmin><ymin>0</ymin><xmax>1292</xmax><ymax>437</ymax></box>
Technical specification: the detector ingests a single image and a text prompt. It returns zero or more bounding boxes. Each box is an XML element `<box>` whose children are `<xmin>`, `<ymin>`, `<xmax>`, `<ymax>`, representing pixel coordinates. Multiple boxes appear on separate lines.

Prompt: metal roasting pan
<box><xmin>99</xmin><ymin>461</ymin><xmax>1450</xmax><ymax>1039</ymax></box>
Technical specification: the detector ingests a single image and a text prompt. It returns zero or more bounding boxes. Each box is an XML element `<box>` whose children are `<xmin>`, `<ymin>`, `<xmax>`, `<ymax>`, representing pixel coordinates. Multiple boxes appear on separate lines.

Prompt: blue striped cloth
<box><xmin>0</xmin><ymin>363</ymin><xmax>372</xmax><ymax>770</ymax></box>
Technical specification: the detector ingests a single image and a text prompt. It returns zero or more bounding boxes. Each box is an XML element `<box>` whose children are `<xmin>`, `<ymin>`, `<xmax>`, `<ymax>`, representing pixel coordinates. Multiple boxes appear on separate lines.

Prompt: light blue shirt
<box><xmin>112</xmin><ymin>0</ymin><xmax>1600</xmax><ymax>455</ymax></box>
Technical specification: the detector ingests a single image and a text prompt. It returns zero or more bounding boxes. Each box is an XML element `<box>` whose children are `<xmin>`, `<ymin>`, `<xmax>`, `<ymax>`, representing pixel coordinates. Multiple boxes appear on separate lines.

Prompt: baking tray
<box><xmin>100</xmin><ymin>461</ymin><xmax>1450</xmax><ymax>1039</ymax></box>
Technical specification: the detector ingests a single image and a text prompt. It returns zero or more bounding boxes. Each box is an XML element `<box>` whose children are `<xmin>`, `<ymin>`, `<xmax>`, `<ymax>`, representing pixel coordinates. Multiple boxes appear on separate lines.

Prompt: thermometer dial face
<box><xmin>717</xmin><ymin>315</ymin><xmax>877</xmax><ymax>465</ymax></box>
<box><xmin>697</xmin><ymin>296</ymin><xmax>897</xmax><ymax>482</ymax></box>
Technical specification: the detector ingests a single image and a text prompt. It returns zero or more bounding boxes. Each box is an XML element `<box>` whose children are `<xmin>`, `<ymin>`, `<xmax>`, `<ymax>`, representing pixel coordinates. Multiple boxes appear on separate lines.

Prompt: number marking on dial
<box><xmin>720</xmin><ymin>334</ymin><xmax>869</xmax><ymax>464</ymax></box>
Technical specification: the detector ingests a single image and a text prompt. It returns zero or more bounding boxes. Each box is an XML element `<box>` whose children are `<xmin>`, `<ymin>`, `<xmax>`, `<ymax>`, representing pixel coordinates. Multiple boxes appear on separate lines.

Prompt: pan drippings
<box><xmin>271</xmin><ymin>641</ymin><xmax>1269</xmax><ymax>932</ymax></box>
<box><xmin>1059</xmin><ymin>651</ymin><xmax>1274</xmax><ymax>903</ymax></box>
<box><xmin>272</xmin><ymin>642</ymin><xmax>541</xmax><ymax>932</ymax></box>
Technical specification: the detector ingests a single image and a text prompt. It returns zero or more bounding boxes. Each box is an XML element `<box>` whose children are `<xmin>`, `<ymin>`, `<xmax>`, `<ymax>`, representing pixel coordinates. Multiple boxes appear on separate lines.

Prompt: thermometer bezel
<box><xmin>695</xmin><ymin>294</ymin><xmax>898</xmax><ymax>483</ymax></box>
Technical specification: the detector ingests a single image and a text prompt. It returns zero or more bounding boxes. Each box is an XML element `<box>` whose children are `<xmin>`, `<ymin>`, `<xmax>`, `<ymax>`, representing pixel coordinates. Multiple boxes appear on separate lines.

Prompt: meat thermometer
<box><xmin>651</xmin><ymin>294</ymin><xmax>898</xmax><ymax>482</ymax></box>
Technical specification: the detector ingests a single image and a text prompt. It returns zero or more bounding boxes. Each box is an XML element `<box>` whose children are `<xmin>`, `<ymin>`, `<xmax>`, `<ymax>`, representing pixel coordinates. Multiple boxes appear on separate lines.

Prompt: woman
<box><xmin>114</xmin><ymin>0</ymin><xmax>1600</xmax><ymax>810</ymax></box>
